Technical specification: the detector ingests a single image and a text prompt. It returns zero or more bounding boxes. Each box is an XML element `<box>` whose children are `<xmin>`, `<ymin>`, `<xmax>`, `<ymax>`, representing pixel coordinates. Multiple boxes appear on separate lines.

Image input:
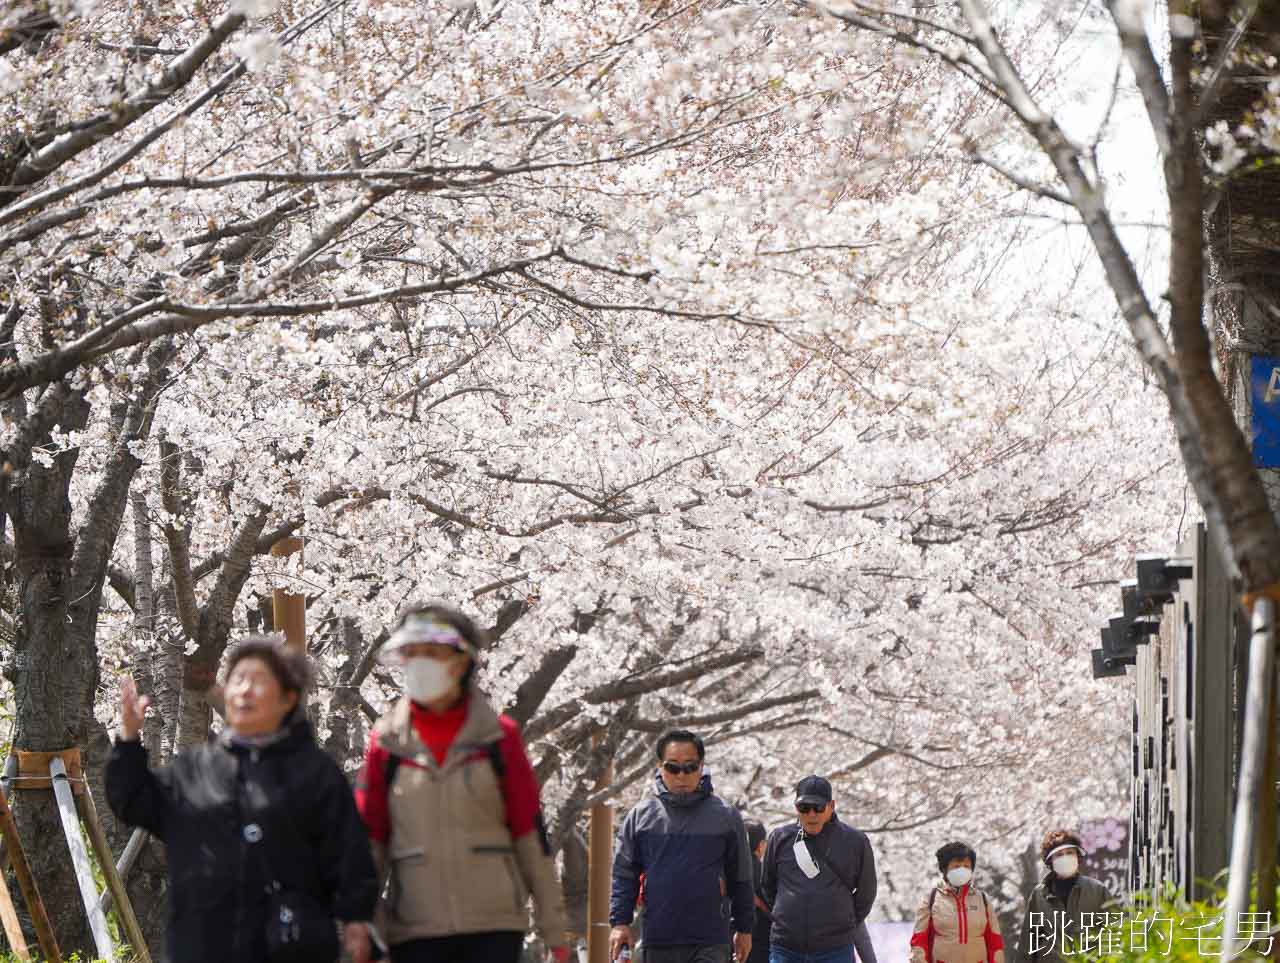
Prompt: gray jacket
<box><xmin>761</xmin><ymin>817</ymin><xmax>877</xmax><ymax>954</ymax></box>
<box><xmin>1018</xmin><ymin>874</ymin><xmax>1111</xmax><ymax>961</ymax></box>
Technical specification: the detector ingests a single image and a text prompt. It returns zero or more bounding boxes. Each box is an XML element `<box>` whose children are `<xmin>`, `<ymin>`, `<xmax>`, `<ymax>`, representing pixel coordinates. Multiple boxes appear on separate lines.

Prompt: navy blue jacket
<box><xmin>761</xmin><ymin>816</ymin><xmax>877</xmax><ymax>953</ymax></box>
<box><xmin>610</xmin><ymin>773</ymin><xmax>754</xmax><ymax>946</ymax></box>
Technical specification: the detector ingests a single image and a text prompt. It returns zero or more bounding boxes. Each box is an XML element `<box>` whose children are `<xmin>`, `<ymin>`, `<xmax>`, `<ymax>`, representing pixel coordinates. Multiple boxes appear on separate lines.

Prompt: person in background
<box><xmin>355</xmin><ymin>603</ymin><xmax>570</xmax><ymax>963</ymax></box>
<box><xmin>761</xmin><ymin>775</ymin><xmax>876</xmax><ymax>963</ymax></box>
<box><xmin>908</xmin><ymin>841</ymin><xmax>1003</xmax><ymax>963</ymax></box>
<box><xmin>609</xmin><ymin>729</ymin><xmax>755</xmax><ymax>963</ymax></box>
<box><xmin>1018</xmin><ymin>830</ymin><xmax>1109</xmax><ymax>960</ymax></box>
<box><xmin>106</xmin><ymin>636</ymin><xmax>378</xmax><ymax>963</ymax></box>
<box><xmin>744</xmin><ymin>820</ymin><xmax>772</xmax><ymax>963</ymax></box>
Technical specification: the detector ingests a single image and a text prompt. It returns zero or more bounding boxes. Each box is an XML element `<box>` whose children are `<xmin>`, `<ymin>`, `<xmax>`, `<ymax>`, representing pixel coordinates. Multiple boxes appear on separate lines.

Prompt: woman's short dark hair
<box><xmin>655</xmin><ymin>728</ymin><xmax>705</xmax><ymax>761</ymax></box>
<box><xmin>936</xmin><ymin>840</ymin><xmax>978</xmax><ymax>874</ymax></box>
<box><xmin>224</xmin><ymin>635</ymin><xmax>313</xmax><ymax>694</ymax></box>
<box><xmin>1040</xmin><ymin>829</ymin><xmax>1084</xmax><ymax>864</ymax></box>
<box><xmin>745</xmin><ymin>819</ymin><xmax>767</xmax><ymax>852</ymax></box>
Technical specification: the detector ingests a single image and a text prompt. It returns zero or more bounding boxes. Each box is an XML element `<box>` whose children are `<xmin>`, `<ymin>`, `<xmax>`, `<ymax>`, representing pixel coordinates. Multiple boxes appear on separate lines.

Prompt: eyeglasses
<box><xmin>662</xmin><ymin>761</ymin><xmax>702</xmax><ymax>775</ymax></box>
<box><xmin>796</xmin><ymin>803</ymin><xmax>826</xmax><ymax>814</ymax></box>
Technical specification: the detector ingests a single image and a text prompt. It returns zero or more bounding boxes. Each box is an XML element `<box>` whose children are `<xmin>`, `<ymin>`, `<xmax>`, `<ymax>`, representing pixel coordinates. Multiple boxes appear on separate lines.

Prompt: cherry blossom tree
<box><xmin>0</xmin><ymin>0</ymin><xmax>1189</xmax><ymax>955</ymax></box>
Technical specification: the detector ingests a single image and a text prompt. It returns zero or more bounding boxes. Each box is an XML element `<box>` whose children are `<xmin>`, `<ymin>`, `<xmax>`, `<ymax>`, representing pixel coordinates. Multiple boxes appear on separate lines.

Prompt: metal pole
<box><xmin>1253</xmin><ymin>666</ymin><xmax>1278</xmax><ymax>937</ymax></box>
<box><xmin>1223</xmin><ymin>597</ymin><xmax>1276</xmax><ymax>961</ymax></box>
<box><xmin>586</xmin><ymin>739</ymin><xmax>614</xmax><ymax>963</ymax></box>
<box><xmin>0</xmin><ymin>759</ymin><xmax>60</xmax><ymax>962</ymax></box>
<box><xmin>97</xmin><ymin>827</ymin><xmax>148</xmax><ymax>915</ymax></box>
<box><xmin>271</xmin><ymin>536</ymin><xmax>306</xmax><ymax>652</ymax></box>
<box><xmin>49</xmin><ymin>757</ymin><xmax>114</xmax><ymax>962</ymax></box>
<box><xmin>77</xmin><ymin>789</ymin><xmax>152</xmax><ymax>963</ymax></box>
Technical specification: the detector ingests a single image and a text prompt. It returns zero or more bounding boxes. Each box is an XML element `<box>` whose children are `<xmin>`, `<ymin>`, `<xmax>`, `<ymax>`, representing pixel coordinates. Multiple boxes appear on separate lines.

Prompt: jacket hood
<box><xmin>653</xmin><ymin>770</ymin><xmax>714</xmax><ymax>807</ymax></box>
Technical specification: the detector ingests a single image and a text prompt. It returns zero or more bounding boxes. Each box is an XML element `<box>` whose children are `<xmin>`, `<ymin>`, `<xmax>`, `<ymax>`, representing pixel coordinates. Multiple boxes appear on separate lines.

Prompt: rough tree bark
<box><xmin>3</xmin><ymin>338</ymin><xmax>172</xmax><ymax>952</ymax></box>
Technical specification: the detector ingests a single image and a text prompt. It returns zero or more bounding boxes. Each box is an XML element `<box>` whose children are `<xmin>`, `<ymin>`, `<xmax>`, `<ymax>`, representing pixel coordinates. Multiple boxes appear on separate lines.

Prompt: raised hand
<box><xmin>120</xmin><ymin>676</ymin><xmax>152</xmax><ymax>742</ymax></box>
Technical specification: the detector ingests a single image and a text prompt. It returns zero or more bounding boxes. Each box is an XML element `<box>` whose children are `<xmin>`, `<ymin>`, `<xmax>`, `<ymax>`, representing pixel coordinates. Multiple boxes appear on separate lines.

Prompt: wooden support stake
<box><xmin>77</xmin><ymin>789</ymin><xmax>152</xmax><ymax>963</ymax></box>
<box><xmin>0</xmin><ymin>867</ymin><xmax>30</xmax><ymax>961</ymax></box>
<box><xmin>49</xmin><ymin>757</ymin><xmax>114</xmax><ymax>962</ymax></box>
<box><xmin>0</xmin><ymin>775</ymin><xmax>60</xmax><ymax>962</ymax></box>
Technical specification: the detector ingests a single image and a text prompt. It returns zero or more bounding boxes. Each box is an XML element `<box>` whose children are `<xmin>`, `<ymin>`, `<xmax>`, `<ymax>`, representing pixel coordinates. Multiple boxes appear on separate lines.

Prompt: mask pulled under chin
<box><xmin>405</xmin><ymin>658</ymin><xmax>455</xmax><ymax>703</ymax></box>
<box><xmin>1051</xmin><ymin>855</ymin><xmax>1080</xmax><ymax>879</ymax></box>
<box><xmin>794</xmin><ymin>834</ymin><xmax>821</xmax><ymax>879</ymax></box>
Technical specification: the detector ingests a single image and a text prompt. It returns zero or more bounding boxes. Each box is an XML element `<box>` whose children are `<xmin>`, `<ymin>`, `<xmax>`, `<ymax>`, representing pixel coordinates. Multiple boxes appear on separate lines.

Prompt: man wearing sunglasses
<box><xmin>760</xmin><ymin>776</ymin><xmax>878</xmax><ymax>963</ymax></box>
<box><xmin>609</xmin><ymin>729</ymin><xmax>755</xmax><ymax>963</ymax></box>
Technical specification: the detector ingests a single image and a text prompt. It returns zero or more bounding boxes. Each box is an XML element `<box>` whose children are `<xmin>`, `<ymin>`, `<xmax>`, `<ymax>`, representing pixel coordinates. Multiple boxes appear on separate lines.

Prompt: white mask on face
<box><xmin>405</xmin><ymin>658</ymin><xmax>455</xmax><ymax>703</ymax></box>
<box><xmin>946</xmin><ymin>867</ymin><xmax>973</xmax><ymax>889</ymax></box>
<box><xmin>1051</xmin><ymin>853</ymin><xmax>1080</xmax><ymax>878</ymax></box>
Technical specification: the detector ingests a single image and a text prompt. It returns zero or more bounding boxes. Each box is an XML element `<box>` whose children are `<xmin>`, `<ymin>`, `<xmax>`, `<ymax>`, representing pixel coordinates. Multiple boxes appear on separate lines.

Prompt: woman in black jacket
<box><xmin>106</xmin><ymin>635</ymin><xmax>379</xmax><ymax>963</ymax></box>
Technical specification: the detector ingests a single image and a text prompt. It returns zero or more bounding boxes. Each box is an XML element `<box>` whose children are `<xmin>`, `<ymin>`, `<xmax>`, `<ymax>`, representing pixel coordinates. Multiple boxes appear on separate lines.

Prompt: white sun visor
<box><xmin>379</xmin><ymin>613</ymin><xmax>476</xmax><ymax>663</ymax></box>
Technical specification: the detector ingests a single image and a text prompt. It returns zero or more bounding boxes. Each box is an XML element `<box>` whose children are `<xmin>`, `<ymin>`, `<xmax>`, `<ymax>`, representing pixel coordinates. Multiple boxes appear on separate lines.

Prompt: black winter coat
<box><xmin>105</xmin><ymin>711</ymin><xmax>379</xmax><ymax>963</ymax></box>
<box><xmin>761</xmin><ymin>816</ymin><xmax>877</xmax><ymax>954</ymax></box>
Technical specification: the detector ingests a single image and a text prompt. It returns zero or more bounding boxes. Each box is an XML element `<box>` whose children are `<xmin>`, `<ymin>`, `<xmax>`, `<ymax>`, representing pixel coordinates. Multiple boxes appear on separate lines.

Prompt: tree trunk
<box><xmin>8</xmin><ymin>393</ymin><xmax>95</xmax><ymax>952</ymax></box>
<box><xmin>324</xmin><ymin>616</ymin><xmax>366</xmax><ymax>768</ymax></box>
<box><xmin>154</xmin><ymin>571</ymin><xmax>185</xmax><ymax>761</ymax></box>
<box><xmin>130</xmin><ymin>490</ymin><xmax>166</xmax><ymax>756</ymax></box>
<box><xmin>177</xmin><ymin>684</ymin><xmax>213</xmax><ymax>750</ymax></box>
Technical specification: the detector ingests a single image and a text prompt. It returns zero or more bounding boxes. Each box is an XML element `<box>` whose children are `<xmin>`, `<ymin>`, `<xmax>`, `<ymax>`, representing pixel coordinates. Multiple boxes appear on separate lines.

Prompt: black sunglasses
<box><xmin>796</xmin><ymin>803</ymin><xmax>826</xmax><ymax>814</ymax></box>
<box><xmin>662</xmin><ymin>761</ymin><xmax>702</xmax><ymax>775</ymax></box>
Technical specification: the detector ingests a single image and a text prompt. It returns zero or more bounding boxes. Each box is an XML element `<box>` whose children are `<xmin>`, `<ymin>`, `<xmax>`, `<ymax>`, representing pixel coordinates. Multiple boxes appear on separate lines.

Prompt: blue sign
<box><xmin>1251</xmin><ymin>355</ymin><xmax>1280</xmax><ymax>467</ymax></box>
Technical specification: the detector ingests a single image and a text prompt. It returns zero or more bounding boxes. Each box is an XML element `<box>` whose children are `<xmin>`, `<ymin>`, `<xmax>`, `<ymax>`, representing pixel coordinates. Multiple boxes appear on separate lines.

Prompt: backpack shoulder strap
<box><xmin>385</xmin><ymin>740</ymin><xmax>504</xmax><ymax>787</ymax></box>
<box><xmin>487</xmin><ymin>738</ymin><xmax>506</xmax><ymax>782</ymax></box>
<box><xmin>383</xmin><ymin>751</ymin><xmax>403</xmax><ymax>789</ymax></box>
<box><xmin>929</xmin><ymin>888</ymin><xmax>938</xmax><ymax>914</ymax></box>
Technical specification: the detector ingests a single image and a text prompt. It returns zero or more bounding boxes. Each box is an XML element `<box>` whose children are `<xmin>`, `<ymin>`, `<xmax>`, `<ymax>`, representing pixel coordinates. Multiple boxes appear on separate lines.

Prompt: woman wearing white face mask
<box><xmin>1016</xmin><ymin>830</ymin><xmax>1110</xmax><ymax>961</ymax></box>
<box><xmin>354</xmin><ymin>604</ymin><xmax>570</xmax><ymax>963</ymax></box>
<box><xmin>909</xmin><ymin>842</ymin><xmax>1004</xmax><ymax>963</ymax></box>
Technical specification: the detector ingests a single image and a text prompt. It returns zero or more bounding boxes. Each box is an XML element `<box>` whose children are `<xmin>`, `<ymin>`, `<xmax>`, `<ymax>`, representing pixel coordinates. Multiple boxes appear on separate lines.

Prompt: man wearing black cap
<box><xmin>761</xmin><ymin>776</ymin><xmax>877</xmax><ymax>963</ymax></box>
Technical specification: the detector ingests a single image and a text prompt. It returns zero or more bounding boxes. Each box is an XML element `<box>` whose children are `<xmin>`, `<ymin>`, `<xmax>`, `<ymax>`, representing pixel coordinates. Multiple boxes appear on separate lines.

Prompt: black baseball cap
<box><xmin>795</xmin><ymin>775</ymin><xmax>832</xmax><ymax>806</ymax></box>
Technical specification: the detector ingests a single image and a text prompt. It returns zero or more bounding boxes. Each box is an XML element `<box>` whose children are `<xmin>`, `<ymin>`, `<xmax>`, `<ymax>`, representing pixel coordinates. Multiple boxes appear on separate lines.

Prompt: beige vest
<box><xmin>375</xmin><ymin>692</ymin><xmax>566</xmax><ymax>946</ymax></box>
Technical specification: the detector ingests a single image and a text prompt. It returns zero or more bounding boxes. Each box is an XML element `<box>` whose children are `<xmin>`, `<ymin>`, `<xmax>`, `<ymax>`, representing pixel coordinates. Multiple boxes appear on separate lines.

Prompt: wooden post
<box><xmin>77</xmin><ymin>788</ymin><xmax>152</xmax><ymax>963</ymax></box>
<box><xmin>49</xmin><ymin>757</ymin><xmax>114</xmax><ymax>962</ymax></box>
<box><xmin>0</xmin><ymin>868</ymin><xmax>30</xmax><ymax>961</ymax></box>
<box><xmin>586</xmin><ymin>738</ymin><xmax>614</xmax><ymax>963</ymax></box>
<box><xmin>0</xmin><ymin>763</ymin><xmax>60</xmax><ymax>962</ymax></box>
<box><xmin>271</xmin><ymin>536</ymin><xmax>306</xmax><ymax>652</ymax></box>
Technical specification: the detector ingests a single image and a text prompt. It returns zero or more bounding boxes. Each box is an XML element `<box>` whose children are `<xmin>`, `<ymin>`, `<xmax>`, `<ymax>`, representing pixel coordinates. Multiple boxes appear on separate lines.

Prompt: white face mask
<box><xmin>1051</xmin><ymin>853</ymin><xmax>1080</xmax><ymax>878</ymax></box>
<box><xmin>946</xmin><ymin>867</ymin><xmax>973</xmax><ymax>889</ymax></box>
<box><xmin>405</xmin><ymin>658</ymin><xmax>456</xmax><ymax>703</ymax></box>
